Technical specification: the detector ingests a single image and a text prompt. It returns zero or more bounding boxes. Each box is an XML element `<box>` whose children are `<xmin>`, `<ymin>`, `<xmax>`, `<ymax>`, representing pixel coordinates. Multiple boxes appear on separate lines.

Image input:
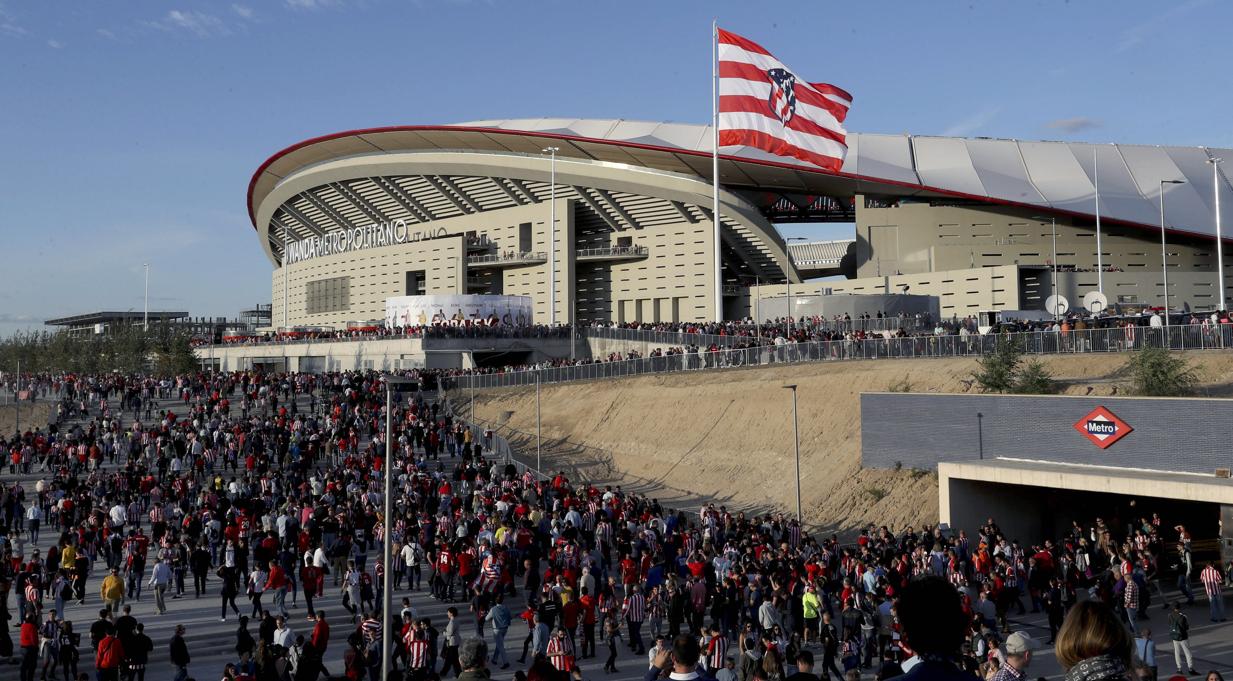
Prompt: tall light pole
<box><xmin>543</xmin><ymin>147</ymin><xmax>559</xmax><ymax>326</ymax></box>
<box><xmin>785</xmin><ymin>237</ymin><xmax>809</xmax><ymax>337</ymax></box>
<box><xmin>1094</xmin><ymin>146</ymin><xmax>1104</xmax><ymax>298</ymax></box>
<box><xmin>1210</xmin><ymin>158</ymin><xmax>1226</xmax><ymax>312</ymax></box>
<box><xmin>143</xmin><ymin>263</ymin><xmax>149</xmax><ymax>332</ymax></box>
<box><xmin>1160</xmin><ymin>179</ymin><xmax>1187</xmax><ymax>328</ymax></box>
<box><xmin>535</xmin><ymin>372</ymin><xmax>542</xmax><ymax>472</ymax></box>
<box><xmin>783</xmin><ymin>384</ymin><xmax>802</xmax><ymax>523</ymax></box>
<box><xmin>1032</xmin><ymin>216</ymin><xmax>1059</xmax><ymax>322</ymax></box>
<box><xmin>282</xmin><ymin>229</ymin><xmax>290</xmax><ymax>331</ymax></box>
<box><xmin>382</xmin><ymin>375</ymin><xmax>416</xmax><ymax>681</ymax></box>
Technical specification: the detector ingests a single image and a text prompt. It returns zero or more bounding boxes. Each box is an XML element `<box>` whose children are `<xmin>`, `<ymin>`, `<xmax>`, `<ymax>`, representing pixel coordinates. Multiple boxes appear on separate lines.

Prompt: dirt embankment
<box><xmin>0</xmin><ymin>402</ymin><xmax>54</xmax><ymax>436</ymax></box>
<box><xmin>473</xmin><ymin>352</ymin><xmax>1233</xmax><ymax>536</ymax></box>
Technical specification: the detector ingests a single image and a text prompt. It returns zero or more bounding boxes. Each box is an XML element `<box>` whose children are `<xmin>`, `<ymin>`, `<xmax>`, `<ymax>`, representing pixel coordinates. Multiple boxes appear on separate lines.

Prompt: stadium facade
<box><xmin>248</xmin><ymin>119</ymin><xmax>1233</xmax><ymax>327</ymax></box>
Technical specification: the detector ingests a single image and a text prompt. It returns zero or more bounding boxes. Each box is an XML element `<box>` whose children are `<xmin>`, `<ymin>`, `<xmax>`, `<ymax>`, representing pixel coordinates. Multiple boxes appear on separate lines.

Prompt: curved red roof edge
<box><xmin>245</xmin><ymin>124</ymin><xmax>1214</xmax><ymax>244</ymax></box>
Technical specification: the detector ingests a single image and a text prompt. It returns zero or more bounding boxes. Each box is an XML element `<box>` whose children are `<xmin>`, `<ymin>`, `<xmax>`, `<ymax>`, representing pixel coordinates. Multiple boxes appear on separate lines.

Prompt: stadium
<box><xmin>249</xmin><ymin>118</ymin><xmax>1233</xmax><ymax>328</ymax></box>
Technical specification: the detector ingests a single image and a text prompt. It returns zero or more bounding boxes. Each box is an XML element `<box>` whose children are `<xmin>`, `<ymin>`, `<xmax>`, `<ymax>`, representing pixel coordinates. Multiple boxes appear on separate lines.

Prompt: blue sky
<box><xmin>1</xmin><ymin>0</ymin><xmax>1230</xmax><ymax>334</ymax></box>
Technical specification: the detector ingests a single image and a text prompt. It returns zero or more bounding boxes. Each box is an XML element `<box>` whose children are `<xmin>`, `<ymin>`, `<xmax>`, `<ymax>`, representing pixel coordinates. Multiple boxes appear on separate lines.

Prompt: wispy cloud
<box><xmin>285</xmin><ymin>0</ymin><xmax>345</xmax><ymax>10</ymax></box>
<box><xmin>146</xmin><ymin>10</ymin><xmax>229</xmax><ymax>38</ymax></box>
<box><xmin>232</xmin><ymin>4</ymin><xmax>255</xmax><ymax>20</ymax></box>
<box><xmin>0</xmin><ymin>313</ymin><xmax>42</xmax><ymax>324</ymax></box>
<box><xmin>46</xmin><ymin>38</ymin><xmax>62</xmax><ymax>49</ymax></box>
<box><xmin>0</xmin><ymin>2</ymin><xmax>27</xmax><ymax>37</ymax></box>
<box><xmin>942</xmin><ymin>106</ymin><xmax>1000</xmax><ymax>138</ymax></box>
<box><xmin>1117</xmin><ymin>0</ymin><xmax>1212</xmax><ymax>53</ymax></box>
<box><xmin>1046</xmin><ymin>117</ymin><xmax>1102</xmax><ymax>134</ymax></box>
<box><xmin>96</xmin><ymin>28</ymin><xmax>117</xmax><ymax>40</ymax></box>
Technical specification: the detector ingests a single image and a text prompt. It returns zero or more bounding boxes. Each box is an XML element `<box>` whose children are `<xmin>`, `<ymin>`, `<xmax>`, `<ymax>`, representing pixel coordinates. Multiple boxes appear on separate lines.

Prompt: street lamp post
<box><xmin>382</xmin><ymin>375</ymin><xmax>417</xmax><ymax>681</ymax></box>
<box><xmin>1031</xmin><ymin>216</ymin><xmax>1060</xmax><ymax>322</ymax></box>
<box><xmin>1160</xmin><ymin>179</ymin><xmax>1187</xmax><ymax>331</ymax></box>
<box><xmin>535</xmin><ymin>372</ymin><xmax>542</xmax><ymax>473</ymax></box>
<box><xmin>143</xmin><ymin>263</ymin><xmax>149</xmax><ymax>332</ymax></box>
<box><xmin>784</xmin><ymin>237</ymin><xmax>809</xmax><ymax>337</ymax></box>
<box><xmin>543</xmin><ymin>147</ymin><xmax>559</xmax><ymax>326</ymax></box>
<box><xmin>1209</xmin><ymin>158</ymin><xmax>1226</xmax><ymax>312</ymax></box>
<box><xmin>783</xmin><ymin>384</ymin><xmax>802</xmax><ymax>523</ymax></box>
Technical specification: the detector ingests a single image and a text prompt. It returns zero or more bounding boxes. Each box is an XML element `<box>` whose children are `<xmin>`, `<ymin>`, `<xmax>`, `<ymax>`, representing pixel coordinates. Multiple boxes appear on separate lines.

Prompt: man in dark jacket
<box><xmin>169</xmin><ymin>624</ymin><xmax>190</xmax><ymax>681</ymax></box>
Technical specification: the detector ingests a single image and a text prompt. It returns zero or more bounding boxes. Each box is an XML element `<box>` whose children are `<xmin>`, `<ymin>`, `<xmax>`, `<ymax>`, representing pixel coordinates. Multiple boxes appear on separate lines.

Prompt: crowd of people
<box><xmin>0</xmin><ymin>369</ymin><xmax>1229</xmax><ymax>681</ymax></box>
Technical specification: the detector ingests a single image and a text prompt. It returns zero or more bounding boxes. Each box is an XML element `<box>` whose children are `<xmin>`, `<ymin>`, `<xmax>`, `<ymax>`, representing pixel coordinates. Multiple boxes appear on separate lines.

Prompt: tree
<box><xmin>1127</xmin><ymin>346</ymin><xmax>1197</xmax><ymax>396</ymax></box>
<box><xmin>974</xmin><ymin>337</ymin><xmax>1023</xmax><ymax>393</ymax></box>
<box><xmin>1014</xmin><ymin>359</ymin><xmax>1056</xmax><ymax>394</ymax></box>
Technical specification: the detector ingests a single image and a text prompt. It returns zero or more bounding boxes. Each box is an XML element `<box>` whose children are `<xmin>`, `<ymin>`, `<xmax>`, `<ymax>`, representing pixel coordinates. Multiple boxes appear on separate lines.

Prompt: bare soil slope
<box><xmin>474</xmin><ymin>352</ymin><xmax>1233</xmax><ymax>535</ymax></box>
<box><xmin>0</xmin><ymin>403</ymin><xmax>53</xmax><ymax>437</ymax></box>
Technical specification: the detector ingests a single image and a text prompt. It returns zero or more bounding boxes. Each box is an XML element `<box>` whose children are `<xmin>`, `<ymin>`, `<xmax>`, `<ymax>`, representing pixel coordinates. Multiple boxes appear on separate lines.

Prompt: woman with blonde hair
<box><xmin>1055</xmin><ymin>601</ymin><xmax>1134</xmax><ymax>681</ymax></box>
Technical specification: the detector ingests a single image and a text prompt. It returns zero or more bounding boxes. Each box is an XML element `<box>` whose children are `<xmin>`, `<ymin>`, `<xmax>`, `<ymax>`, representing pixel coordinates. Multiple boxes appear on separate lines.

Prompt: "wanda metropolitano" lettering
<box><xmin>284</xmin><ymin>221</ymin><xmax>451</xmax><ymax>264</ymax></box>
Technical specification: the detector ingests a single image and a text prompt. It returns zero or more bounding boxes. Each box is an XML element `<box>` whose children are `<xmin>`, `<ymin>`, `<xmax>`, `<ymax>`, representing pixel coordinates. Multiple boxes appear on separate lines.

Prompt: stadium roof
<box><xmin>45</xmin><ymin>311</ymin><xmax>189</xmax><ymax>327</ymax></box>
<box><xmin>249</xmin><ymin>119</ymin><xmax>1233</xmax><ymax>245</ymax></box>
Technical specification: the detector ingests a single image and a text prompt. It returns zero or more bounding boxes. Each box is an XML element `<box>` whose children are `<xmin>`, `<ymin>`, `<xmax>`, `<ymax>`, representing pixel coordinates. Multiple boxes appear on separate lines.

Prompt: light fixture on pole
<box><xmin>143</xmin><ymin>263</ymin><xmax>149</xmax><ymax>332</ymax></box>
<box><xmin>1031</xmin><ymin>216</ymin><xmax>1060</xmax><ymax>322</ymax></box>
<box><xmin>543</xmin><ymin>147</ymin><xmax>559</xmax><ymax>326</ymax></box>
<box><xmin>1209</xmin><ymin>158</ymin><xmax>1226</xmax><ymax>312</ymax></box>
<box><xmin>783</xmin><ymin>384</ymin><xmax>802</xmax><ymax>523</ymax></box>
<box><xmin>1159</xmin><ymin>179</ymin><xmax>1187</xmax><ymax>329</ymax></box>
<box><xmin>381</xmin><ymin>375</ymin><xmax>417</xmax><ymax>681</ymax></box>
<box><xmin>784</xmin><ymin>237</ymin><xmax>809</xmax><ymax>337</ymax></box>
<box><xmin>1094</xmin><ymin>146</ymin><xmax>1104</xmax><ymax>298</ymax></box>
<box><xmin>535</xmin><ymin>371</ymin><xmax>542</xmax><ymax>473</ymax></box>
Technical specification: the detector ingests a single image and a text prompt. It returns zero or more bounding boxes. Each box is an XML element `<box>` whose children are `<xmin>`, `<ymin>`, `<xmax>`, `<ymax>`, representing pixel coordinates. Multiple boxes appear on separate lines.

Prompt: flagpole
<box><xmin>712</xmin><ymin>19</ymin><xmax>722</xmax><ymax>322</ymax></box>
<box><xmin>1094</xmin><ymin>145</ymin><xmax>1104</xmax><ymax>301</ymax></box>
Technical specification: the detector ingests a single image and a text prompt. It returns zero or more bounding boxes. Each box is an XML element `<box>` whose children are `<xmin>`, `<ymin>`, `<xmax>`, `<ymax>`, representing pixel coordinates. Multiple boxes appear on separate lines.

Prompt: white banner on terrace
<box><xmin>385</xmin><ymin>295</ymin><xmax>534</xmax><ymax>328</ymax></box>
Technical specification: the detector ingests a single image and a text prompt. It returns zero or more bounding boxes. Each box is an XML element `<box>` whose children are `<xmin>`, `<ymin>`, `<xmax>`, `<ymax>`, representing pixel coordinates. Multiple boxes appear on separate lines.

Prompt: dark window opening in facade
<box><xmin>405</xmin><ymin>270</ymin><xmax>426</xmax><ymax>296</ymax></box>
<box><xmin>306</xmin><ymin>276</ymin><xmax>351</xmax><ymax>314</ymax></box>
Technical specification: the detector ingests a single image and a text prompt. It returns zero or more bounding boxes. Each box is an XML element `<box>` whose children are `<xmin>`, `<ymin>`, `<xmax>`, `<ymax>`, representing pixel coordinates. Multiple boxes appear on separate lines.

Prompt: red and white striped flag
<box><xmin>718</xmin><ymin>28</ymin><xmax>851</xmax><ymax>172</ymax></box>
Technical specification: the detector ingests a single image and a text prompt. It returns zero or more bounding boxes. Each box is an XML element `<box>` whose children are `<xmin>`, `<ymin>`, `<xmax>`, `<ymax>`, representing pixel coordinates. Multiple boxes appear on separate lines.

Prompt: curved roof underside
<box><xmin>250</xmin><ymin>118</ymin><xmax>1233</xmax><ymax>246</ymax></box>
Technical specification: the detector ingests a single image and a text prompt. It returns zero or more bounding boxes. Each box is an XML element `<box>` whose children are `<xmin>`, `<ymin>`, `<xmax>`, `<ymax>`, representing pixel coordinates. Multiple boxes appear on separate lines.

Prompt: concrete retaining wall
<box><xmin>861</xmin><ymin>392</ymin><xmax>1233</xmax><ymax>475</ymax></box>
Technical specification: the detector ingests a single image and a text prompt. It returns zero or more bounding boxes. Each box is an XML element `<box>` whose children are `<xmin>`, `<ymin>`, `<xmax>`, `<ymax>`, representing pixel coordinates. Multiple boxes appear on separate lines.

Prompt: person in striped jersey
<box><xmin>403</xmin><ymin>627</ymin><xmax>430</xmax><ymax>681</ymax></box>
<box><xmin>547</xmin><ymin>626</ymin><xmax>576</xmax><ymax>672</ymax></box>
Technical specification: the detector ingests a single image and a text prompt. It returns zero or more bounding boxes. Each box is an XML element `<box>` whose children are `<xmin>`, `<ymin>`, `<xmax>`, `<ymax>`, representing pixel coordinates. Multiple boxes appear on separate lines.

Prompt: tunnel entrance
<box><xmin>940</xmin><ymin>459</ymin><xmax>1233</xmax><ymax>565</ymax></box>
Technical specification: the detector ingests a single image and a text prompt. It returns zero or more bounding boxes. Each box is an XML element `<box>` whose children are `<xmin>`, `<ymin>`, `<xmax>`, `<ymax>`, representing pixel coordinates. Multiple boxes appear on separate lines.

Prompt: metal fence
<box><xmin>583</xmin><ymin>316</ymin><xmax>933</xmax><ymax>347</ymax></box>
<box><xmin>446</xmin><ymin>324</ymin><xmax>1233</xmax><ymax>390</ymax></box>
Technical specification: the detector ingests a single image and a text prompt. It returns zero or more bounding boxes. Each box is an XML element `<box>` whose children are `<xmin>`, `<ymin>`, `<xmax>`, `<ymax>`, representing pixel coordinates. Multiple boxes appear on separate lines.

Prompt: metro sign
<box><xmin>1073</xmin><ymin>406</ymin><xmax>1133</xmax><ymax>449</ymax></box>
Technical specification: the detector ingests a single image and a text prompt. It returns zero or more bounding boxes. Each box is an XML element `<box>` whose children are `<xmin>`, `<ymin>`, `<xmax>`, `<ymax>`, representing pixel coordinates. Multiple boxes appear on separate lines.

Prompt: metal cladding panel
<box><xmin>963</xmin><ymin>139</ymin><xmax>1046</xmax><ymax>205</ymax></box>
<box><xmin>1165</xmin><ymin>147</ymin><xmax>1221</xmax><ymax>224</ymax></box>
<box><xmin>1117</xmin><ymin>145</ymin><xmax>1211</xmax><ymax>232</ymax></box>
<box><xmin>849</xmin><ymin>134</ymin><xmax>920</xmax><ymax>186</ymax></box>
<box><xmin>1019</xmin><ymin>141</ymin><xmax>1102</xmax><ymax>215</ymax></box>
<box><xmin>913</xmin><ymin>137</ymin><xmax>988</xmax><ymax>197</ymax></box>
<box><xmin>651</xmin><ymin>122</ymin><xmax>712</xmax><ymax>151</ymax></box>
<box><xmin>1083</xmin><ymin>143</ymin><xmax>1156</xmax><ymax>227</ymax></box>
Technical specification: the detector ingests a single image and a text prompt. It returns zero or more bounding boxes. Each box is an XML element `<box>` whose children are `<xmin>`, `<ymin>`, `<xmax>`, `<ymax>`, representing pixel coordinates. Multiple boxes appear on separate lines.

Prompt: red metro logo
<box><xmin>1073</xmin><ymin>406</ymin><xmax>1133</xmax><ymax>449</ymax></box>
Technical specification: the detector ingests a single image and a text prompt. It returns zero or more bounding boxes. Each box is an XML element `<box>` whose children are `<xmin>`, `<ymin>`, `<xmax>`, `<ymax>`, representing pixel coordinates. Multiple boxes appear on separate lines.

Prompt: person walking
<box><xmin>1199</xmin><ymin>562</ymin><xmax>1226</xmax><ymax>622</ymax></box>
<box><xmin>101</xmin><ymin>567</ymin><xmax>124</xmax><ymax>613</ymax></box>
<box><xmin>148</xmin><ymin>557</ymin><xmax>172</xmax><ymax>615</ymax></box>
<box><xmin>1134</xmin><ymin>628</ymin><xmax>1157</xmax><ymax>681</ymax></box>
<box><xmin>484</xmin><ymin>594</ymin><xmax>511</xmax><ymax>669</ymax></box>
<box><xmin>1167</xmin><ymin>602</ymin><xmax>1198</xmax><ymax>676</ymax></box>
<box><xmin>169</xmin><ymin>624</ymin><xmax>190</xmax><ymax>681</ymax></box>
<box><xmin>624</xmin><ymin>584</ymin><xmax>647</xmax><ymax>656</ymax></box>
<box><xmin>441</xmin><ymin>607</ymin><xmax>463</xmax><ymax>677</ymax></box>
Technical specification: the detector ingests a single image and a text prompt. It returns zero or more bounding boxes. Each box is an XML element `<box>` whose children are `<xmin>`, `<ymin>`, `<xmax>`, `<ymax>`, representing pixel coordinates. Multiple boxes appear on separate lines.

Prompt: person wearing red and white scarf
<box><xmin>546</xmin><ymin>627</ymin><xmax>575</xmax><ymax>671</ymax></box>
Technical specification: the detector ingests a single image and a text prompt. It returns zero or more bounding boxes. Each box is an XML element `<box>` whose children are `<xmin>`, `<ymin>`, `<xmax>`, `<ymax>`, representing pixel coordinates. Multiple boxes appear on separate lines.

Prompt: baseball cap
<box><xmin>1004</xmin><ymin>632</ymin><xmax>1041</xmax><ymax>655</ymax></box>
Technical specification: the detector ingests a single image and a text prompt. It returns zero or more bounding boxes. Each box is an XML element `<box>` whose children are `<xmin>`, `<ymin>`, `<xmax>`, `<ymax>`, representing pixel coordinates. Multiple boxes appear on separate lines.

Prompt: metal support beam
<box><xmin>670</xmin><ymin>200</ymin><xmax>699</xmax><ymax>224</ymax></box>
<box><xmin>373</xmin><ymin>177</ymin><xmax>434</xmax><ymax>222</ymax></box>
<box><xmin>280</xmin><ymin>204</ymin><xmax>327</xmax><ymax>237</ymax></box>
<box><xmin>507</xmin><ymin>178</ymin><xmax>541</xmax><ymax>204</ymax></box>
<box><xmin>571</xmin><ymin>186</ymin><xmax>624</xmax><ymax>232</ymax></box>
<box><xmin>432</xmin><ymin>176</ymin><xmax>482</xmax><ymax>213</ymax></box>
<box><xmin>700</xmin><ymin>207</ymin><xmax>783</xmax><ymax>282</ymax></box>
<box><xmin>420</xmin><ymin>176</ymin><xmax>472</xmax><ymax>215</ymax></box>
<box><xmin>331</xmin><ymin>181</ymin><xmax>389</xmax><ymax>225</ymax></box>
<box><xmin>491</xmin><ymin>178</ymin><xmax>526</xmax><ymax>207</ymax></box>
<box><xmin>593</xmin><ymin>189</ymin><xmax>639</xmax><ymax>230</ymax></box>
<box><xmin>300</xmin><ymin>188</ymin><xmax>360</xmax><ymax>232</ymax></box>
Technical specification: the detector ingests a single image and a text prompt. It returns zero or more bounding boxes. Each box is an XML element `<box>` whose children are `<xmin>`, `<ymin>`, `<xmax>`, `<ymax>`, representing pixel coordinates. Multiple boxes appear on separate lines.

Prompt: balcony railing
<box><xmin>467</xmin><ymin>251</ymin><xmax>547</xmax><ymax>266</ymax></box>
<box><xmin>575</xmin><ymin>246</ymin><xmax>649</xmax><ymax>259</ymax></box>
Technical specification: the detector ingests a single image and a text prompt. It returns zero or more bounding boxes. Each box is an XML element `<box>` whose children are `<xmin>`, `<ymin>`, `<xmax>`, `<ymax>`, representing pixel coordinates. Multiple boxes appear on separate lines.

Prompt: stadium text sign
<box><xmin>1072</xmin><ymin>406</ymin><xmax>1133</xmax><ymax>449</ymax></box>
<box><xmin>285</xmin><ymin>221</ymin><xmax>451</xmax><ymax>264</ymax></box>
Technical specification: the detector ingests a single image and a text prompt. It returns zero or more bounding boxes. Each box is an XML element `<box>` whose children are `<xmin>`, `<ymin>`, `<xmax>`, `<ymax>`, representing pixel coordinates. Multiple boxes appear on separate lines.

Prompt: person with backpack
<box><xmin>1167</xmin><ymin>602</ymin><xmax>1197</xmax><ymax>676</ymax></box>
<box><xmin>94</xmin><ymin>624</ymin><xmax>125</xmax><ymax>681</ymax></box>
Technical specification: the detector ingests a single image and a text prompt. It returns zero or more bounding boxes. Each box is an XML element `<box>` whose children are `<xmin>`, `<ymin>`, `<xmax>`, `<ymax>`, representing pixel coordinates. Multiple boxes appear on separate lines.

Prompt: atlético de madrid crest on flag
<box><xmin>766</xmin><ymin>68</ymin><xmax>797</xmax><ymax>125</ymax></box>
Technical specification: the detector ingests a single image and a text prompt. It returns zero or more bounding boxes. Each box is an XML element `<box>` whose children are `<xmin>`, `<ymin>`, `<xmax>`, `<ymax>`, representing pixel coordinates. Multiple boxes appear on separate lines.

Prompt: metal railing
<box><xmin>583</xmin><ymin>316</ymin><xmax>935</xmax><ymax>346</ymax></box>
<box><xmin>466</xmin><ymin>251</ymin><xmax>547</xmax><ymax>266</ymax></box>
<box><xmin>446</xmin><ymin>324</ymin><xmax>1233</xmax><ymax>390</ymax></box>
<box><xmin>575</xmin><ymin>246</ymin><xmax>648</xmax><ymax>258</ymax></box>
